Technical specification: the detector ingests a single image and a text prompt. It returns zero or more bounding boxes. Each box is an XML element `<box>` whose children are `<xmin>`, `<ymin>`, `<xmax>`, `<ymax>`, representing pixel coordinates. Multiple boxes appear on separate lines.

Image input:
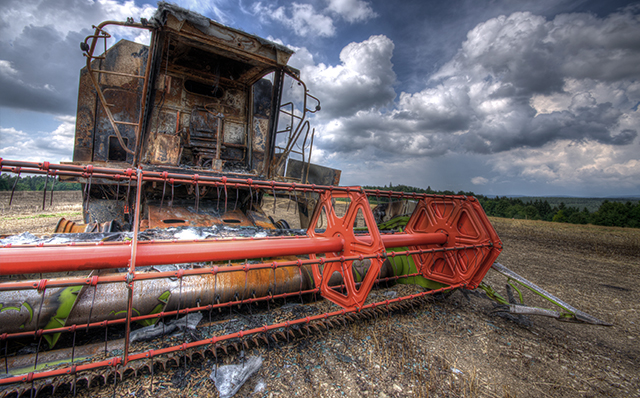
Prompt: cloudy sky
<box><xmin>1</xmin><ymin>0</ymin><xmax>639</xmax><ymax>197</ymax></box>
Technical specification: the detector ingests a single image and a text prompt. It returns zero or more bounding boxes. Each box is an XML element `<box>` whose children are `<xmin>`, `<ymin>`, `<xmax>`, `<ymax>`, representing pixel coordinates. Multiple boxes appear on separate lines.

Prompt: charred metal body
<box><xmin>70</xmin><ymin>3</ymin><xmax>333</xmax><ymax>231</ymax></box>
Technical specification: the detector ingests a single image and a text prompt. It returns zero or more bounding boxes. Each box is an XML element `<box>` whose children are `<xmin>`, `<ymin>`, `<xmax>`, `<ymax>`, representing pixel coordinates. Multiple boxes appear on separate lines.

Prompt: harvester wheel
<box><xmin>307</xmin><ymin>189</ymin><xmax>385</xmax><ymax>309</ymax></box>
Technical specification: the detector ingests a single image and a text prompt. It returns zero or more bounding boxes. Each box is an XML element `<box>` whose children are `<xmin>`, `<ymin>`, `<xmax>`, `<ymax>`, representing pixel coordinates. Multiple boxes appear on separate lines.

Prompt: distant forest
<box><xmin>0</xmin><ymin>174</ymin><xmax>81</xmax><ymax>192</ymax></box>
<box><xmin>365</xmin><ymin>184</ymin><xmax>640</xmax><ymax>229</ymax></box>
<box><xmin>2</xmin><ymin>175</ymin><xmax>638</xmax><ymax>229</ymax></box>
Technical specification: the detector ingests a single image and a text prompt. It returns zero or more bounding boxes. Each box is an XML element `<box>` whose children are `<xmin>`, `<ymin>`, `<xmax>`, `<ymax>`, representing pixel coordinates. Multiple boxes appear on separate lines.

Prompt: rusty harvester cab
<box><xmin>69</xmin><ymin>3</ymin><xmax>339</xmax><ymax>232</ymax></box>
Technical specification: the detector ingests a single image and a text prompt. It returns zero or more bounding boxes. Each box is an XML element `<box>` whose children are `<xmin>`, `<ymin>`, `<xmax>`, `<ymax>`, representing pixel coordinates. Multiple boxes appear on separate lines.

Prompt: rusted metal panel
<box><xmin>148</xmin><ymin>132</ymin><xmax>181</xmax><ymax>165</ymax></box>
<box><xmin>250</xmin><ymin>117</ymin><xmax>269</xmax><ymax>173</ymax></box>
<box><xmin>73</xmin><ymin>67</ymin><xmax>98</xmax><ymax>162</ymax></box>
<box><xmin>189</xmin><ymin>108</ymin><xmax>221</xmax><ymax>152</ymax></box>
<box><xmin>75</xmin><ymin>40</ymin><xmax>148</xmax><ymax>163</ymax></box>
<box><xmin>251</xmin><ymin>151</ymin><xmax>264</xmax><ymax>173</ymax></box>
<box><xmin>160</xmin><ymin>9</ymin><xmax>293</xmax><ymax>67</ymax></box>
<box><xmin>222</xmin><ymin>88</ymin><xmax>246</xmax><ymax>116</ymax></box>
<box><xmin>246</xmin><ymin>210</ymin><xmax>275</xmax><ymax>229</ymax></box>
<box><xmin>148</xmin><ymin>204</ymin><xmax>256</xmax><ymax>229</ymax></box>
<box><xmin>100</xmin><ymin>40</ymin><xmax>148</xmax><ymax>89</ymax></box>
<box><xmin>94</xmin><ymin>89</ymin><xmax>139</xmax><ymax>162</ymax></box>
<box><xmin>163</xmin><ymin>75</ymin><xmax>183</xmax><ymax>104</ymax></box>
<box><xmin>221</xmin><ymin>146</ymin><xmax>244</xmax><ymax>162</ymax></box>
<box><xmin>224</xmin><ymin>121</ymin><xmax>245</xmax><ymax>144</ymax></box>
<box><xmin>154</xmin><ymin>110</ymin><xmax>178</xmax><ymax>135</ymax></box>
<box><xmin>252</xmin><ymin>117</ymin><xmax>269</xmax><ymax>152</ymax></box>
<box><xmin>285</xmin><ymin>158</ymin><xmax>342</xmax><ymax>186</ymax></box>
<box><xmin>182</xmin><ymin>85</ymin><xmax>246</xmax><ymax>120</ymax></box>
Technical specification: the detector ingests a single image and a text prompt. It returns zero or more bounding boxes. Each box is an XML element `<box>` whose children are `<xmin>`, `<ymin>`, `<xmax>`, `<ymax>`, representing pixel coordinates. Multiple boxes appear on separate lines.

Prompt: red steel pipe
<box><xmin>369</xmin><ymin>232</ymin><xmax>447</xmax><ymax>247</ymax></box>
<box><xmin>0</xmin><ymin>233</ymin><xmax>446</xmax><ymax>275</ymax></box>
<box><xmin>0</xmin><ymin>237</ymin><xmax>343</xmax><ymax>275</ymax></box>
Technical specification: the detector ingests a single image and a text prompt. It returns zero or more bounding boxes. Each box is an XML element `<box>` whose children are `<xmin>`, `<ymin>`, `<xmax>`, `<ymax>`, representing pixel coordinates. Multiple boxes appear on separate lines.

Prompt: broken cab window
<box><xmin>184</xmin><ymin>79</ymin><xmax>225</xmax><ymax>99</ymax></box>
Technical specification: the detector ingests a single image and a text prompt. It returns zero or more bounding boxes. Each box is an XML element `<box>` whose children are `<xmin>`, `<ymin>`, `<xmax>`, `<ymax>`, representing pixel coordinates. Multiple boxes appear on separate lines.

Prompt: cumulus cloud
<box><xmin>295</xmin><ymin>8</ymin><xmax>640</xmax><ymax>194</ymax></box>
<box><xmin>251</xmin><ymin>0</ymin><xmax>376</xmax><ymax>37</ymax></box>
<box><xmin>407</xmin><ymin>10</ymin><xmax>640</xmax><ymax>154</ymax></box>
<box><xmin>326</xmin><ymin>0</ymin><xmax>377</xmax><ymax>23</ymax></box>
<box><xmin>300</xmin><ymin>35</ymin><xmax>396</xmax><ymax>118</ymax></box>
<box><xmin>488</xmin><ymin>139</ymin><xmax>640</xmax><ymax>193</ymax></box>
<box><xmin>0</xmin><ymin>26</ymin><xmax>86</xmax><ymax>115</ymax></box>
<box><xmin>471</xmin><ymin>176</ymin><xmax>488</xmax><ymax>185</ymax></box>
<box><xmin>252</xmin><ymin>2</ymin><xmax>336</xmax><ymax>37</ymax></box>
<box><xmin>0</xmin><ymin>0</ymin><xmax>156</xmax><ymax>42</ymax></box>
<box><xmin>0</xmin><ymin>116</ymin><xmax>75</xmax><ymax>162</ymax></box>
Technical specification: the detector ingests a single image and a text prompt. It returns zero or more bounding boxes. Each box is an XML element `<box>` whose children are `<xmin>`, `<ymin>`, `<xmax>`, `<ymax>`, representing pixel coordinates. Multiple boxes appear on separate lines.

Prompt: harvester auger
<box><xmin>0</xmin><ymin>3</ymin><xmax>609</xmax><ymax>396</ymax></box>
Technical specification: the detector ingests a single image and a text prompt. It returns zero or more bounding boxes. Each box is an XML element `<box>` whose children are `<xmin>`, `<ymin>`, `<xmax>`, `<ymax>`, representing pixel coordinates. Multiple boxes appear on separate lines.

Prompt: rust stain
<box><xmin>148</xmin><ymin>205</ymin><xmax>259</xmax><ymax>229</ymax></box>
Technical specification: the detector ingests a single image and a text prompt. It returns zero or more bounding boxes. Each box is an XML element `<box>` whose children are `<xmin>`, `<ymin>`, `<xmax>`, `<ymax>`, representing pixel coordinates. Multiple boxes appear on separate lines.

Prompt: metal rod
<box><xmin>0</xmin><ymin>233</ymin><xmax>448</xmax><ymax>275</ymax></box>
<box><xmin>123</xmin><ymin>168</ymin><xmax>143</xmax><ymax>365</ymax></box>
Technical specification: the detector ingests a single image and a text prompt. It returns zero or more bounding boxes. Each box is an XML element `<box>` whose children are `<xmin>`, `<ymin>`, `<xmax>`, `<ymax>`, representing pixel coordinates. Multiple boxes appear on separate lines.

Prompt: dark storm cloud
<box><xmin>0</xmin><ymin>25</ymin><xmax>86</xmax><ymax>115</ymax></box>
<box><xmin>312</xmin><ymin>8</ymin><xmax>640</xmax><ymax>162</ymax></box>
<box><xmin>0</xmin><ymin>0</ymin><xmax>156</xmax><ymax>116</ymax></box>
<box><xmin>471</xmin><ymin>101</ymin><xmax>634</xmax><ymax>153</ymax></box>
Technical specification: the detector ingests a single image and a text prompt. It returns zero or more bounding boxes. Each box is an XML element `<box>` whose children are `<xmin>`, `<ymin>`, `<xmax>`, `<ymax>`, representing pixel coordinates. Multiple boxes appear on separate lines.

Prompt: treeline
<box><xmin>364</xmin><ymin>184</ymin><xmax>640</xmax><ymax>229</ymax></box>
<box><xmin>0</xmin><ymin>174</ymin><xmax>81</xmax><ymax>191</ymax></box>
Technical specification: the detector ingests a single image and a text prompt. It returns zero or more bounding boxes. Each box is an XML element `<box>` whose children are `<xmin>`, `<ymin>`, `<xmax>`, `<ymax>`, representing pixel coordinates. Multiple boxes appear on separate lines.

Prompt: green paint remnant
<box><xmin>386</xmin><ymin>247</ymin><xmax>449</xmax><ymax>290</ymax></box>
<box><xmin>43</xmin><ymin>286</ymin><xmax>83</xmax><ymax>348</ymax></box>
<box><xmin>138</xmin><ymin>290</ymin><xmax>172</xmax><ymax>327</ymax></box>
<box><xmin>1</xmin><ymin>302</ymin><xmax>35</xmax><ymax>329</ymax></box>
<box><xmin>108</xmin><ymin>290</ymin><xmax>171</xmax><ymax>327</ymax></box>
<box><xmin>8</xmin><ymin>356</ymin><xmax>90</xmax><ymax>376</ymax></box>
<box><xmin>478</xmin><ymin>282</ymin><xmax>509</xmax><ymax>305</ymax></box>
<box><xmin>110</xmin><ymin>308</ymin><xmax>142</xmax><ymax>318</ymax></box>
<box><xmin>0</xmin><ymin>304</ymin><xmax>21</xmax><ymax>313</ymax></box>
<box><xmin>372</xmin><ymin>216</ymin><xmax>448</xmax><ymax>290</ymax></box>
<box><xmin>507</xmin><ymin>280</ymin><xmax>525</xmax><ymax>304</ymax></box>
<box><xmin>23</xmin><ymin>302</ymin><xmax>33</xmax><ymax>322</ymax></box>
<box><xmin>353</xmin><ymin>267</ymin><xmax>363</xmax><ymax>283</ymax></box>
<box><xmin>378</xmin><ymin>216</ymin><xmax>410</xmax><ymax>232</ymax></box>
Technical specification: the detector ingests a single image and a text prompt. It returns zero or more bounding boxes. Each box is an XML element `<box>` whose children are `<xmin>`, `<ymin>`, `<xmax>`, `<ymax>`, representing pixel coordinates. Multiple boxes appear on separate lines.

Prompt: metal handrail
<box><xmin>271</xmin><ymin>70</ymin><xmax>321</xmax><ymax>176</ymax></box>
<box><xmin>81</xmin><ymin>20</ymin><xmax>156</xmax><ymax>161</ymax></box>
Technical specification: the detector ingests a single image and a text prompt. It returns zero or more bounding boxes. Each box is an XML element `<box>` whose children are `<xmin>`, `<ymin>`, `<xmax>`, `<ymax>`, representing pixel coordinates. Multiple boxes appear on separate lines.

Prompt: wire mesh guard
<box><xmin>0</xmin><ymin>158</ymin><xmax>502</xmax><ymax>393</ymax></box>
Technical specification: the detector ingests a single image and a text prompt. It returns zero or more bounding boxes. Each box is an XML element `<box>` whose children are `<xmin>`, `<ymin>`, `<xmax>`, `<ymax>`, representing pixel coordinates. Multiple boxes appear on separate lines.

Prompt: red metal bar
<box><xmin>124</xmin><ymin>168</ymin><xmax>143</xmax><ymax>364</ymax></box>
<box><xmin>369</xmin><ymin>232</ymin><xmax>447</xmax><ymax>247</ymax></box>
<box><xmin>0</xmin><ymin>233</ymin><xmax>447</xmax><ymax>276</ymax></box>
<box><xmin>0</xmin><ymin>237</ymin><xmax>343</xmax><ymax>275</ymax></box>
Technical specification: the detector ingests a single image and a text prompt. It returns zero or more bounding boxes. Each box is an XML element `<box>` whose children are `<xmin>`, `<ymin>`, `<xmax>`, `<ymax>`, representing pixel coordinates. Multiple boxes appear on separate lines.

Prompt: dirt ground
<box><xmin>1</xmin><ymin>192</ymin><xmax>639</xmax><ymax>397</ymax></box>
<box><xmin>0</xmin><ymin>191</ymin><xmax>83</xmax><ymax>236</ymax></box>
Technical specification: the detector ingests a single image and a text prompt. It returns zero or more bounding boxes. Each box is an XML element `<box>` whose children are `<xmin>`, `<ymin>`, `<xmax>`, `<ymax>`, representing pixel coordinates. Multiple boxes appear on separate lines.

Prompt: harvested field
<box><xmin>0</xmin><ymin>193</ymin><xmax>639</xmax><ymax>397</ymax></box>
<box><xmin>0</xmin><ymin>191</ymin><xmax>83</xmax><ymax>236</ymax></box>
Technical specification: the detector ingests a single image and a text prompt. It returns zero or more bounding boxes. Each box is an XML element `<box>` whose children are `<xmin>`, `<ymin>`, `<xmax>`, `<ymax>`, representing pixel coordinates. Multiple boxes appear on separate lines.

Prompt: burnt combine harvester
<box><xmin>0</xmin><ymin>4</ymin><xmax>609</xmax><ymax>396</ymax></box>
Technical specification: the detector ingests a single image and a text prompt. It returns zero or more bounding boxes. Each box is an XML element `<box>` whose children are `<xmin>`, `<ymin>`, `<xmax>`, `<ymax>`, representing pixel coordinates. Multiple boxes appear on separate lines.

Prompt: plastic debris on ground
<box><xmin>130</xmin><ymin>312</ymin><xmax>203</xmax><ymax>343</ymax></box>
<box><xmin>210</xmin><ymin>355</ymin><xmax>263</xmax><ymax>398</ymax></box>
<box><xmin>253</xmin><ymin>379</ymin><xmax>266</xmax><ymax>394</ymax></box>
